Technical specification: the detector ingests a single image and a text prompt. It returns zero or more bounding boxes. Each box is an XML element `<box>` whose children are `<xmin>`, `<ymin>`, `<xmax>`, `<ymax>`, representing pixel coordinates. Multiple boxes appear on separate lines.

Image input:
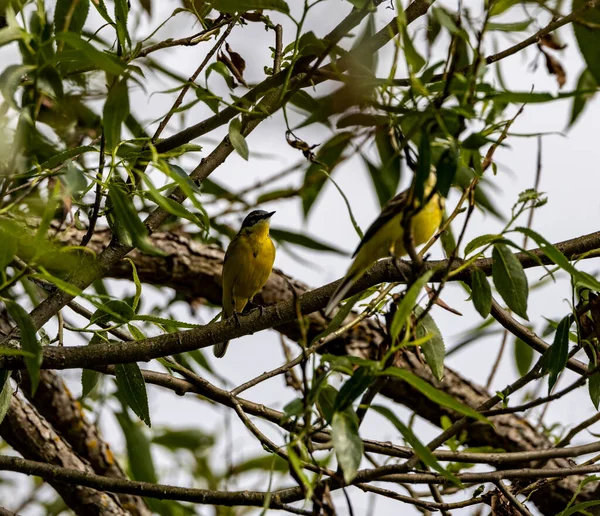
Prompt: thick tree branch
<box><xmin>2</xmin><ymin>229</ymin><xmax>598</xmax><ymax>371</ymax></box>
<box><xmin>0</xmin><ymin>395</ymin><xmax>128</xmax><ymax>515</ymax></box>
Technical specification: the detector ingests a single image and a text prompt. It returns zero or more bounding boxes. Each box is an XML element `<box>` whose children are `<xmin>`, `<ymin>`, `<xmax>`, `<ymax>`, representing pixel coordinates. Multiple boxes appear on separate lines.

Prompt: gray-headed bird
<box><xmin>325</xmin><ymin>175</ymin><xmax>443</xmax><ymax>316</ymax></box>
<box><xmin>214</xmin><ymin>210</ymin><xmax>276</xmax><ymax>358</ymax></box>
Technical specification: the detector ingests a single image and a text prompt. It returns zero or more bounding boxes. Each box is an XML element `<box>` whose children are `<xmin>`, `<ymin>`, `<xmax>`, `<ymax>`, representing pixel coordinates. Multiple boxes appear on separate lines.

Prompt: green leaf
<box><xmin>311</xmin><ymin>290</ymin><xmax>370</xmax><ymax>344</ymax></box>
<box><xmin>513</xmin><ymin>227</ymin><xmax>600</xmax><ymax>291</ymax></box>
<box><xmin>55</xmin><ymin>32</ymin><xmax>125</xmax><ymax>75</ymax></box>
<box><xmin>380</xmin><ymin>367</ymin><xmax>490</xmax><ymax>424</ymax></box>
<box><xmin>114</xmin><ymin>0</ymin><xmax>130</xmax><ymax>50</ymax></box>
<box><xmin>546</xmin><ymin>315</ymin><xmax>572</xmax><ymax>392</ymax></box>
<box><xmin>416</xmin><ymin>131</ymin><xmax>431</xmax><ymax>202</ymax></box>
<box><xmin>152</xmin><ymin>429</ymin><xmax>214</xmax><ymax>452</ymax></box>
<box><xmin>487</xmin><ymin>20</ymin><xmax>531</xmax><ymax>31</ymax></box>
<box><xmin>0</xmin><ymin>374</ymin><xmax>12</xmax><ymax>426</ymax></box>
<box><xmin>514</xmin><ymin>338</ymin><xmax>533</xmax><ymax>377</ymax></box>
<box><xmin>229</xmin><ymin>454</ymin><xmax>288</xmax><ymax>475</ymax></box>
<box><xmin>559</xmin><ymin>500</ymin><xmax>600</xmax><ymax>516</ymax></box>
<box><xmin>470</xmin><ymin>268</ymin><xmax>491</xmax><ymax>318</ymax></box>
<box><xmin>371</xmin><ymin>405</ymin><xmax>461</xmax><ymax>486</ymax></box>
<box><xmin>363</xmin><ymin>155</ymin><xmax>399</xmax><ymax>209</ymax></box>
<box><xmin>0</xmin><ymin>228</ymin><xmax>17</xmax><ymax>270</ymax></box>
<box><xmin>414</xmin><ymin>307</ymin><xmax>445</xmax><ymax>381</ymax></box>
<box><xmin>301</xmin><ymin>132</ymin><xmax>353</xmax><ymax>217</ymax></box>
<box><xmin>143</xmin><ymin>176</ymin><xmax>204</xmax><ymax>228</ymax></box>
<box><xmin>54</xmin><ymin>0</ymin><xmax>90</xmax><ymax>33</ymax></box>
<box><xmin>331</xmin><ymin>410</ymin><xmax>363</xmax><ymax>483</ymax></box>
<box><xmin>104</xmin><ymin>78</ymin><xmax>130</xmax><ymax>151</ymax></box>
<box><xmin>374</xmin><ymin>128</ymin><xmax>402</xmax><ymax>208</ymax></box>
<box><xmin>115</xmin><ymin>362</ymin><xmax>151</xmax><ymax>427</ymax></box>
<box><xmin>90</xmin><ymin>299</ymin><xmax>135</xmax><ymax>325</ymax></box>
<box><xmin>37</xmin><ymin>146</ymin><xmax>96</xmax><ymax>171</ymax></box>
<box><xmin>107</xmin><ymin>182</ymin><xmax>165</xmax><ymax>256</ymax></box>
<box><xmin>0</xmin><ymin>64</ymin><xmax>36</xmax><ymax>109</ymax></box>
<box><xmin>81</xmin><ymin>369</ymin><xmax>101</xmax><ymax>398</ymax></box>
<box><xmin>0</xmin><ymin>348</ymin><xmax>35</xmax><ymax>357</ymax></box>
<box><xmin>6</xmin><ymin>301</ymin><xmax>42</xmax><ymax>395</ymax></box>
<box><xmin>589</xmin><ymin>372</ymin><xmax>600</xmax><ymax>410</ymax></box>
<box><xmin>435</xmin><ymin>147</ymin><xmax>457</xmax><ymax>198</ymax></box>
<box><xmin>317</xmin><ymin>384</ymin><xmax>338</xmax><ymax>424</ymax></box>
<box><xmin>492</xmin><ymin>243</ymin><xmax>529</xmax><ymax>320</ymax></box>
<box><xmin>228</xmin><ymin>118</ymin><xmax>249</xmax><ymax>160</ymax></box>
<box><xmin>334</xmin><ymin>367</ymin><xmax>375</xmax><ymax>412</ymax></box>
<box><xmin>569</xmin><ymin>68</ymin><xmax>597</xmax><ymax>127</ymax></box>
<box><xmin>464</xmin><ymin>234</ymin><xmax>503</xmax><ymax>256</ymax></box>
<box><xmin>402</xmin><ymin>27</ymin><xmax>425</xmax><ymax>72</ymax></box>
<box><xmin>270</xmin><ymin>228</ymin><xmax>347</xmax><ymax>255</ymax></box>
<box><xmin>115</xmin><ymin>410</ymin><xmax>156</xmax><ymax>482</ymax></box>
<box><xmin>390</xmin><ymin>270</ymin><xmax>434</xmax><ymax>344</ymax></box>
<box><xmin>210</xmin><ymin>0</ymin><xmax>290</xmax><ymax>13</ymax></box>
<box><xmin>573</xmin><ymin>0</ymin><xmax>600</xmax><ymax>84</ymax></box>
<box><xmin>490</xmin><ymin>0</ymin><xmax>520</xmax><ymax>16</ymax></box>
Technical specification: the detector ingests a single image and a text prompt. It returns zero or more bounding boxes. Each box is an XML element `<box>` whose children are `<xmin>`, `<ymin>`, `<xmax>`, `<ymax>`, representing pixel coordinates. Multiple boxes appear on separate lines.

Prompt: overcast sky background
<box><xmin>3</xmin><ymin>0</ymin><xmax>600</xmax><ymax>514</ymax></box>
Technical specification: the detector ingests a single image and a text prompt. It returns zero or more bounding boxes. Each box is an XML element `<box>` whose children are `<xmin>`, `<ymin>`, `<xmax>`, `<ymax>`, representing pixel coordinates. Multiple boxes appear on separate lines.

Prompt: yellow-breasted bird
<box><xmin>214</xmin><ymin>209</ymin><xmax>276</xmax><ymax>358</ymax></box>
<box><xmin>325</xmin><ymin>174</ymin><xmax>444</xmax><ymax>316</ymax></box>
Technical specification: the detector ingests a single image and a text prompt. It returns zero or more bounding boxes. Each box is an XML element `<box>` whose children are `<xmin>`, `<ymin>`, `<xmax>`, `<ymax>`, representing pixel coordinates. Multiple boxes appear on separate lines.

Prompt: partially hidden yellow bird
<box><xmin>325</xmin><ymin>174</ymin><xmax>444</xmax><ymax>316</ymax></box>
<box><xmin>214</xmin><ymin>210</ymin><xmax>276</xmax><ymax>358</ymax></box>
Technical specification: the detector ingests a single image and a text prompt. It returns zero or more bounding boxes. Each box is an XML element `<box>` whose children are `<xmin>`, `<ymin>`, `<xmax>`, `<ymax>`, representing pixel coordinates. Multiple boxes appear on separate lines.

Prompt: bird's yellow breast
<box><xmin>353</xmin><ymin>194</ymin><xmax>443</xmax><ymax>272</ymax></box>
<box><xmin>222</xmin><ymin>220</ymin><xmax>276</xmax><ymax>310</ymax></box>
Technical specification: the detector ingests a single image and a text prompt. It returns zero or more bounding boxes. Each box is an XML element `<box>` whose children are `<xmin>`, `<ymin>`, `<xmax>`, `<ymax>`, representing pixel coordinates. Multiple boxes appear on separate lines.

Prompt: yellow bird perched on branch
<box><xmin>325</xmin><ymin>174</ymin><xmax>444</xmax><ymax>316</ymax></box>
<box><xmin>214</xmin><ymin>210</ymin><xmax>276</xmax><ymax>358</ymax></box>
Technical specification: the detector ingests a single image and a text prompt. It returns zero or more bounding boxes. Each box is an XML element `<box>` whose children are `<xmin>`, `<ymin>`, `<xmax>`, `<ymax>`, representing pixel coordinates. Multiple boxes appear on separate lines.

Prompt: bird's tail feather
<box><xmin>213</xmin><ymin>340</ymin><xmax>229</xmax><ymax>358</ymax></box>
<box><xmin>325</xmin><ymin>267</ymin><xmax>365</xmax><ymax>317</ymax></box>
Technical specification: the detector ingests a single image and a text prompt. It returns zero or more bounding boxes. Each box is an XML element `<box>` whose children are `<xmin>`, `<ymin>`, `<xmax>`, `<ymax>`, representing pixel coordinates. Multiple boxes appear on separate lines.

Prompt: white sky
<box><xmin>3</xmin><ymin>0</ymin><xmax>600</xmax><ymax>515</ymax></box>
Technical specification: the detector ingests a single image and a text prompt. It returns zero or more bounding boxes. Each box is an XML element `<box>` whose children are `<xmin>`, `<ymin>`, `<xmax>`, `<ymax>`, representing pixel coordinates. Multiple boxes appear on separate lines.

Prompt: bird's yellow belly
<box><xmin>234</xmin><ymin>246</ymin><xmax>275</xmax><ymax>299</ymax></box>
<box><xmin>361</xmin><ymin>196</ymin><xmax>442</xmax><ymax>261</ymax></box>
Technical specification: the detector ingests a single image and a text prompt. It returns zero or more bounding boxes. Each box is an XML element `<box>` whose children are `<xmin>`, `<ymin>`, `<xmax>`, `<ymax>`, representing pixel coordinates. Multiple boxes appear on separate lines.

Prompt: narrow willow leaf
<box><xmin>414</xmin><ymin>306</ymin><xmax>445</xmax><ymax>381</ymax></box>
<box><xmin>573</xmin><ymin>0</ymin><xmax>600</xmax><ymax>84</ymax></box>
<box><xmin>55</xmin><ymin>32</ymin><xmax>125</xmax><ymax>75</ymax></box>
<box><xmin>547</xmin><ymin>315</ymin><xmax>572</xmax><ymax>392</ymax></box>
<box><xmin>211</xmin><ymin>0</ymin><xmax>290</xmax><ymax>14</ymax></box>
<box><xmin>390</xmin><ymin>270</ymin><xmax>434</xmax><ymax>343</ymax></box>
<box><xmin>435</xmin><ymin>147</ymin><xmax>457</xmax><ymax>198</ymax></box>
<box><xmin>90</xmin><ymin>300</ymin><xmax>135</xmax><ymax>325</ymax></box>
<box><xmin>115</xmin><ymin>362</ymin><xmax>151</xmax><ymax>427</ymax></box>
<box><xmin>286</xmin><ymin>445</ymin><xmax>312</xmax><ymax>497</ymax></box>
<box><xmin>108</xmin><ymin>182</ymin><xmax>165</xmax><ymax>256</ymax></box>
<box><xmin>115</xmin><ymin>410</ymin><xmax>157</xmax><ymax>483</ymax></box>
<box><xmin>514</xmin><ymin>227</ymin><xmax>600</xmax><ymax>291</ymax></box>
<box><xmin>464</xmin><ymin>234</ymin><xmax>503</xmax><ymax>256</ymax></box>
<box><xmin>228</xmin><ymin>118</ymin><xmax>248</xmax><ymax>160</ymax></box>
<box><xmin>0</xmin><ymin>229</ymin><xmax>17</xmax><ymax>270</ymax></box>
<box><xmin>514</xmin><ymin>338</ymin><xmax>533</xmax><ymax>377</ymax></box>
<box><xmin>270</xmin><ymin>228</ymin><xmax>347</xmax><ymax>255</ymax></box>
<box><xmin>0</xmin><ymin>374</ymin><xmax>12</xmax><ymax>426</ymax></box>
<box><xmin>589</xmin><ymin>372</ymin><xmax>600</xmax><ymax>410</ymax></box>
<box><xmin>82</xmin><ymin>369</ymin><xmax>101</xmax><ymax>398</ymax></box>
<box><xmin>104</xmin><ymin>78</ymin><xmax>130</xmax><ymax>151</ymax></box>
<box><xmin>55</xmin><ymin>0</ymin><xmax>89</xmax><ymax>33</ymax></box>
<box><xmin>569</xmin><ymin>68</ymin><xmax>597</xmax><ymax>127</ymax></box>
<box><xmin>371</xmin><ymin>405</ymin><xmax>461</xmax><ymax>486</ymax></box>
<box><xmin>6</xmin><ymin>301</ymin><xmax>41</xmax><ymax>395</ymax></box>
<box><xmin>334</xmin><ymin>367</ymin><xmax>375</xmax><ymax>412</ymax></box>
<box><xmin>380</xmin><ymin>367</ymin><xmax>490</xmax><ymax>424</ymax></box>
<box><xmin>470</xmin><ymin>268</ymin><xmax>491</xmax><ymax>318</ymax></box>
<box><xmin>331</xmin><ymin>410</ymin><xmax>363</xmax><ymax>483</ymax></box>
<box><xmin>492</xmin><ymin>243</ymin><xmax>529</xmax><ymax>319</ymax></box>
<box><xmin>415</xmin><ymin>131</ymin><xmax>430</xmax><ymax>202</ymax></box>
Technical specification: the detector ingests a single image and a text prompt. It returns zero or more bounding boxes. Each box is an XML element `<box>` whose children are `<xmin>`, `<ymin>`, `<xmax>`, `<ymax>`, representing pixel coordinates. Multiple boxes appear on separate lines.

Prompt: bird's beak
<box><xmin>266</xmin><ymin>211</ymin><xmax>276</xmax><ymax>218</ymax></box>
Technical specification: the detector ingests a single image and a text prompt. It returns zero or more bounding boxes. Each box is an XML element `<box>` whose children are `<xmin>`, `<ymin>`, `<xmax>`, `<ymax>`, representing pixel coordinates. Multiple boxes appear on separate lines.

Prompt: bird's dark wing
<box><xmin>352</xmin><ymin>189</ymin><xmax>409</xmax><ymax>258</ymax></box>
